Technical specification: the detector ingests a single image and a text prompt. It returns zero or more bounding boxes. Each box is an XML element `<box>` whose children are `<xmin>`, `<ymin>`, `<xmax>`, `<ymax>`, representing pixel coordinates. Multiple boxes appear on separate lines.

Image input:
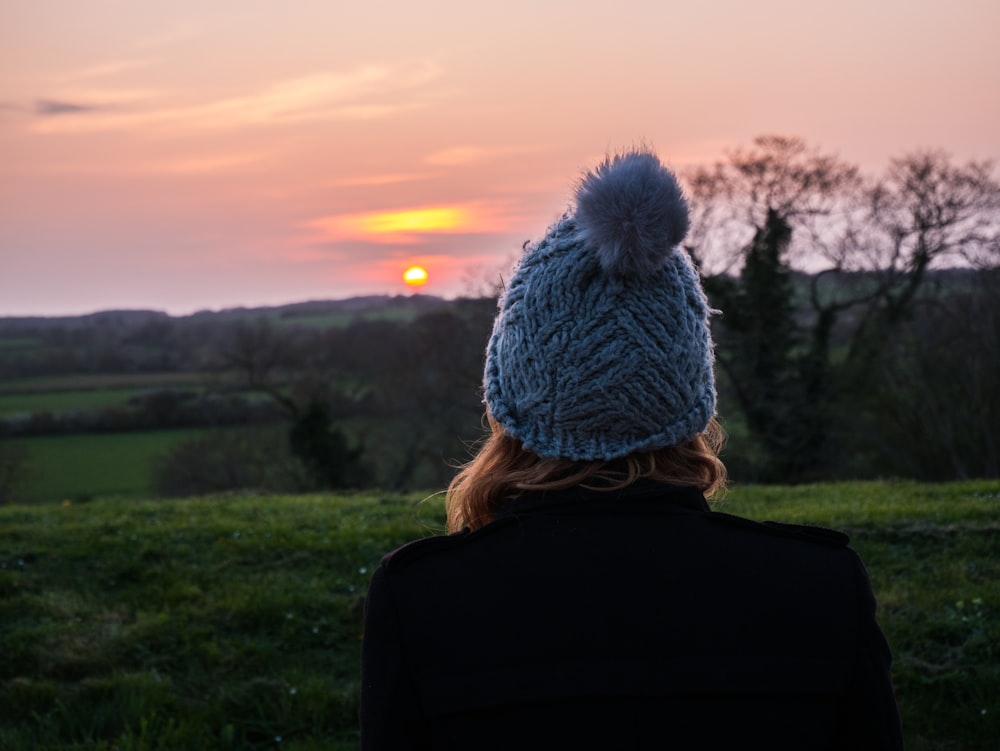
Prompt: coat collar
<box><xmin>494</xmin><ymin>480</ymin><xmax>710</xmax><ymax>520</ymax></box>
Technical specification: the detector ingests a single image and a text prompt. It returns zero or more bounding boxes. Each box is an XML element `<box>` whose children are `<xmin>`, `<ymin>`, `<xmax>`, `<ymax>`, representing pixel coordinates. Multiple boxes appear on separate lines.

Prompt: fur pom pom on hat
<box><xmin>576</xmin><ymin>150</ymin><xmax>690</xmax><ymax>278</ymax></box>
<box><xmin>484</xmin><ymin>148</ymin><xmax>716</xmax><ymax>461</ymax></box>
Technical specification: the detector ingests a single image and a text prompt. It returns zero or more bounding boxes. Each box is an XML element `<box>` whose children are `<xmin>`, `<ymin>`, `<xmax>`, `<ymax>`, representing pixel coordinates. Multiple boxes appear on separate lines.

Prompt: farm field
<box><xmin>0</xmin><ymin>388</ymin><xmax>153</xmax><ymax>417</ymax></box>
<box><xmin>1</xmin><ymin>481</ymin><xmax>997</xmax><ymax>750</ymax></box>
<box><xmin>0</xmin><ymin>373</ymin><xmax>211</xmax><ymax>394</ymax></box>
<box><xmin>8</xmin><ymin>429</ymin><xmax>211</xmax><ymax>503</ymax></box>
<box><xmin>0</xmin><ymin>372</ymin><xmax>214</xmax><ymax>419</ymax></box>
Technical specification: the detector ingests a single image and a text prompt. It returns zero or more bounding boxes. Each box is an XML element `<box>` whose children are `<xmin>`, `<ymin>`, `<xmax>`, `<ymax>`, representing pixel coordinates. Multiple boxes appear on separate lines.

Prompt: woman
<box><xmin>360</xmin><ymin>149</ymin><xmax>903</xmax><ymax>749</ymax></box>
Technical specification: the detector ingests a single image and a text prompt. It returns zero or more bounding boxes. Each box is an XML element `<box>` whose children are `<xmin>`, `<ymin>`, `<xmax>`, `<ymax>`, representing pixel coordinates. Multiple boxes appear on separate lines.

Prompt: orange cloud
<box><xmin>141</xmin><ymin>152</ymin><xmax>270</xmax><ymax>174</ymax></box>
<box><xmin>54</xmin><ymin>58</ymin><xmax>156</xmax><ymax>82</ymax></box>
<box><xmin>308</xmin><ymin>201</ymin><xmax>510</xmax><ymax>243</ymax></box>
<box><xmin>422</xmin><ymin>144</ymin><xmax>544</xmax><ymax>167</ymax></box>
<box><xmin>326</xmin><ymin>172</ymin><xmax>437</xmax><ymax>188</ymax></box>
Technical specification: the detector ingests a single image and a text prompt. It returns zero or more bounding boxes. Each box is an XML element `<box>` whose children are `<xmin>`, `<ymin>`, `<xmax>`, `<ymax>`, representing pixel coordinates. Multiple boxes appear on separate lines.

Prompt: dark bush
<box><xmin>152</xmin><ymin>427</ymin><xmax>312</xmax><ymax>498</ymax></box>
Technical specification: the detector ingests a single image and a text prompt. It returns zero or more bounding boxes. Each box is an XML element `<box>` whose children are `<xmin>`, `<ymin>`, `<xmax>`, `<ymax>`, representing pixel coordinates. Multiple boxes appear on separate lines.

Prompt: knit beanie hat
<box><xmin>483</xmin><ymin>149</ymin><xmax>716</xmax><ymax>461</ymax></box>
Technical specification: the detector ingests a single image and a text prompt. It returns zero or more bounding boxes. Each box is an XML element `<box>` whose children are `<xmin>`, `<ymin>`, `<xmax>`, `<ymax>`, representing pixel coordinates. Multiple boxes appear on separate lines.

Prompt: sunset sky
<box><xmin>3</xmin><ymin>0</ymin><xmax>998</xmax><ymax>316</ymax></box>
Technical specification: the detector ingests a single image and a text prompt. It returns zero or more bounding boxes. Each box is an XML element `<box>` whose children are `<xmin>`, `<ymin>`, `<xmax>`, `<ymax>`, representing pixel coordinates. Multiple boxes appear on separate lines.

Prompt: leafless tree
<box><xmin>848</xmin><ymin>152</ymin><xmax>1000</xmax><ymax>350</ymax></box>
<box><xmin>216</xmin><ymin>318</ymin><xmax>311</xmax><ymax>417</ymax></box>
<box><xmin>684</xmin><ymin>135</ymin><xmax>1000</xmax><ymax>479</ymax></box>
<box><xmin>684</xmin><ymin>135</ymin><xmax>861</xmax><ymax>276</ymax></box>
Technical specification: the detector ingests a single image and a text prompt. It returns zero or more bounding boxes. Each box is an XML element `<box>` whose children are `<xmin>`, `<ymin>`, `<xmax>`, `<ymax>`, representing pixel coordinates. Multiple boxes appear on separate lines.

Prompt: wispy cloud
<box><xmin>29</xmin><ymin>87</ymin><xmax>163</xmax><ymax>119</ymax></box>
<box><xmin>326</xmin><ymin>172</ymin><xmax>438</xmax><ymax>188</ymax></box>
<box><xmin>132</xmin><ymin>25</ymin><xmax>202</xmax><ymax>50</ymax></box>
<box><xmin>54</xmin><ymin>58</ymin><xmax>156</xmax><ymax>83</ymax></box>
<box><xmin>20</xmin><ymin>149</ymin><xmax>275</xmax><ymax>177</ymax></box>
<box><xmin>180</xmin><ymin>62</ymin><xmax>442</xmax><ymax>128</ymax></box>
<box><xmin>423</xmin><ymin>144</ymin><xmax>542</xmax><ymax>167</ymax></box>
<box><xmin>32</xmin><ymin>60</ymin><xmax>445</xmax><ymax>135</ymax></box>
<box><xmin>34</xmin><ymin>99</ymin><xmax>101</xmax><ymax>116</ymax></box>
<box><xmin>140</xmin><ymin>152</ymin><xmax>271</xmax><ymax>175</ymax></box>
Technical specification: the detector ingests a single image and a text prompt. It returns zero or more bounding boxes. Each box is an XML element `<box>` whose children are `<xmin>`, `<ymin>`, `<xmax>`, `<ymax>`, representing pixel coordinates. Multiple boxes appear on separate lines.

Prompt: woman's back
<box><xmin>362</xmin><ymin>484</ymin><xmax>901</xmax><ymax>750</ymax></box>
<box><xmin>360</xmin><ymin>149</ymin><xmax>901</xmax><ymax>749</ymax></box>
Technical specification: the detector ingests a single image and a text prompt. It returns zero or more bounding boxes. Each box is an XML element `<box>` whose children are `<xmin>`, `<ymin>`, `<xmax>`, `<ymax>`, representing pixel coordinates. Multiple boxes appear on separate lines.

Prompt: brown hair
<box><xmin>445</xmin><ymin>416</ymin><xmax>727</xmax><ymax>532</ymax></box>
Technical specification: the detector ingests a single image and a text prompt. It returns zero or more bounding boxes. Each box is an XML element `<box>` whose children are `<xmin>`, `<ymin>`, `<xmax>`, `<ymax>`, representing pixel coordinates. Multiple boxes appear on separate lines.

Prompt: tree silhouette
<box><xmin>687</xmin><ymin>136</ymin><xmax>1000</xmax><ymax>479</ymax></box>
<box><xmin>289</xmin><ymin>401</ymin><xmax>367</xmax><ymax>489</ymax></box>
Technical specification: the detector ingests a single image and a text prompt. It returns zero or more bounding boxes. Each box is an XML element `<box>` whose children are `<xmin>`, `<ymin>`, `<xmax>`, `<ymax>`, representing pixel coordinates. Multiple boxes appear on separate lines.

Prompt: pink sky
<box><xmin>2</xmin><ymin>0</ymin><xmax>999</xmax><ymax>316</ymax></box>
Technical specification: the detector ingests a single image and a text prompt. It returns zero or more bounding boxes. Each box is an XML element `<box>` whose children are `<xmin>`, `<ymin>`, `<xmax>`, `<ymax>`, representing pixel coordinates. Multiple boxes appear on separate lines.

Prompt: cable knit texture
<box><xmin>484</xmin><ymin>150</ymin><xmax>716</xmax><ymax>460</ymax></box>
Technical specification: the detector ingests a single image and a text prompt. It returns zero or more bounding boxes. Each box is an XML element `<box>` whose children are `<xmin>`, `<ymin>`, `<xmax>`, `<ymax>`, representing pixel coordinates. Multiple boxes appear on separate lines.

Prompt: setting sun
<box><xmin>403</xmin><ymin>266</ymin><xmax>429</xmax><ymax>286</ymax></box>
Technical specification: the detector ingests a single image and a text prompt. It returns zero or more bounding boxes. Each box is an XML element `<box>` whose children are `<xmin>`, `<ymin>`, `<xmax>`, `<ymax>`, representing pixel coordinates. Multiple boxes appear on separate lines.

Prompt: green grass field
<box><xmin>1</xmin><ymin>481</ymin><xmax>998</xmax><ymax>749</ymax></box>
<box><xmin>0</xmin><ymin>388</ymin><xmax>155</xmax><ymax>417</ymax></box>
<box><xmin>0</xmin><ymin>338</ymin><xmax>40</xmax><ymax>351</ymax></box>
<box><xmin>0</xmin><ymin>372</ymin><xmax>212</xmax><ymax>423</ymax></box>
<box><xmin>0</xmin><ymin>373</ymin><xmax>210</xmax><ymax>395</ymax></box>
<box><xmin>8</xmin><ymin>429</ymin><xmax>211</xmax><ymax>502</ymax></box>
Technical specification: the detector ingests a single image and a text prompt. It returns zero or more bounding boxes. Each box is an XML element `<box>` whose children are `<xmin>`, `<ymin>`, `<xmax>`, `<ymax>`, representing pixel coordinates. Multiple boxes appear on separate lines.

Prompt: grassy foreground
<box><xmin>1</xmin><ymin>481</ymin><xmax>998</xmax><ymax>750</ymax></box>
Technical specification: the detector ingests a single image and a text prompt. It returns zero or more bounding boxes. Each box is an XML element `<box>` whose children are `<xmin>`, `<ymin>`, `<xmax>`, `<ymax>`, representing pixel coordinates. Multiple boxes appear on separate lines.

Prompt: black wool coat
<box><xmin>360</xmin><ymin>482</ymin><xmax>903</xmax><ymax>750</ymax></box>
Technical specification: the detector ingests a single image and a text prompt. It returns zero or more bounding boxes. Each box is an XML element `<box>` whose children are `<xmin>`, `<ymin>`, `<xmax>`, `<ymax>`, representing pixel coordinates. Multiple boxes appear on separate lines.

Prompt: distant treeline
<box><xmin>1</xmin><ymin>269</ymin><xmax>997</xmax><ymax>497</ymax></box>
<box><xmin>2</xmin><ymin>135</ymin><xmax>998</xmax><ymax>497</ymax></box>
<box><xmin>0</xmin><ymin>295</ymin><xmax>452</xmax><ymax>378</ymax></box>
